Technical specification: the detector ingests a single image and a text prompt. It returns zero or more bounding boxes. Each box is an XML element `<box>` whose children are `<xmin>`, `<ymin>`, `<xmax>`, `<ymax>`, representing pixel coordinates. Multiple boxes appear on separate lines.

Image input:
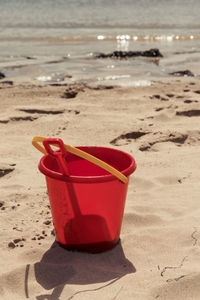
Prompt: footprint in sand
<box><xmin>62</xmin><ymin>83</ymin><xmax>114</xmax><ymax>98</ymax></box>
<box><xmin>139</xmin><ymin>132</ymin><xmax>188</xmax><ymax>152</ymax></box>
<box><xmin>110</xmin><ymin>130</ymin><xmax>190</xmax><ymax>150</ymax></box>
<box><xmin>62</xmin><ymin>90</ymin><xmax>78</xmax><ymax>98</ymax></box>
<box><xmin>61</xmin><ymin>82</ymin><xmax>87</xmax><ymax>99</ymax></box>
<box><xmin>110</xmin><ymin>131</ymin><xmax>149</xmax><ymax>146</ymax></box>
<box><xmin>0</xmin><ymin>108</ymin><xmax>80</xmax><ymax>124</ymax></box>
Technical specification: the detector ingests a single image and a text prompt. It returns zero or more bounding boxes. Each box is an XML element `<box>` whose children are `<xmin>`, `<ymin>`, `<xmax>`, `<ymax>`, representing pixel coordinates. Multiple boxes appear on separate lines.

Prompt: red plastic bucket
<box><xmin>39</xmin><ymin>144</ymin><xmax>136</xmax><ymax>253</ymax></box>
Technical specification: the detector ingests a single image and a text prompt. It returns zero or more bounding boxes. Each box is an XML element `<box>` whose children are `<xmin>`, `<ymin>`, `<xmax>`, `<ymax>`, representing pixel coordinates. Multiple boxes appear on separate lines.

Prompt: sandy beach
<box><xmin>0</xmin><ymin>76</ymin><xmax>200</xmax><ymax>299</ymax></box>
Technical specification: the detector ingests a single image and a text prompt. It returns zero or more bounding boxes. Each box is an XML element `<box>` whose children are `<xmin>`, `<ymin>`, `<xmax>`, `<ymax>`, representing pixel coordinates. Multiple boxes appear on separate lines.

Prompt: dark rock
<box><xmin>0</xmin><ymin>167</ymin><xmax>14</xmax><ymax>177</ymax></box>
<box><xmin>25</xmin><ymin>56</ymin><xmax>36</xmax><ymax>60</ymax></box>
<box><xmin>13</xmin><ymin>238</ymin><xmax>22</xmax><ymax>244</ymax></box>
<box><xmin>0</xmin><ymin>80</ymin><xmax>13</xmax><ymax>85</ymax></box>
<box><xmin>169</xmin><ymin>70</ymin><xmax>194</xmax><ymax>77</ymax></box>
<box><xmin>43</xmin><ymin>220</ymin><xmax>51</xmax><ymax>225</ymax></box>
<box><xmin>62</xmin><ymin>90</ymin><xmax>78</xmax><ymax>98</ymax></box>
<box><xmin>142</xmin><ymin>49</ymin><xmax>163</xmax><ymax>57</ymax></box>
<box><xmin>184</xmin><ymin>100</ymin><xmax>193</xmax><ymax>103</ymax></box>
<box><xmin>8</xmin><ymin>242</ymin><xmax>15</xmax><ymax>248</ymax></box>
<box><xmin>0</xmin><ymin>72</ymin><xmax>5</xmax><ymax>79</ymax></box>
<box><xmin>95</xmin><ymin>48</ymin><xmax>163</xmax><ymax>59</ymax></box>
<box><xmin>153</xmin><ymin>94</ymin><xmax>161</xmax><ymax>99</ymax></box>
<box><xmin>155</xmin><ymin>107</ymin><xmax>164</xmax><ymax>112</ymax></box>
<box><xmin>49</xmin><ymin>83</ymin><xmax>68</xmax><ymax>87</ymax></box>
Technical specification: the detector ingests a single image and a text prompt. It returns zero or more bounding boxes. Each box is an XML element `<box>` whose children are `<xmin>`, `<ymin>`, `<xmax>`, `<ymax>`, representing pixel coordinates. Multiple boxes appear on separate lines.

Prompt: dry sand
<box><xmin>0</xmin><ymin>77</ymin><xmax>200</xmax><ymax>299</ymax></box>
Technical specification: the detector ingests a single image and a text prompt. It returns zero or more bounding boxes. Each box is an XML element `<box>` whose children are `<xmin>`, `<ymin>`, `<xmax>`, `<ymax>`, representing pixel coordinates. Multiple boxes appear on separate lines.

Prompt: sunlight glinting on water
<box><xmin>96</xmin><ymin>34</ymin><xmax>199</xmax><ymax>51</ymax></box>
<box><xmin>97</xmin><ymin>34</ymin><xmax>199</xmax><ymax>42</ymax></box>
<box><xmin>0</xmin><ymin>34</ymin><xmax>198</xmax><ymax>43</ymax></box>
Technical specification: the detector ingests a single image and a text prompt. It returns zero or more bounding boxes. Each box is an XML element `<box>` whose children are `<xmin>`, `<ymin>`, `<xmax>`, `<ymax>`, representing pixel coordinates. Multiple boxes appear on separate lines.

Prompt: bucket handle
<box><xmin>32</xmin><ymin>136</ymin><xmax>128</xmax><ymax>184</ymax></box>
<box><xmin>43</xmin><ymin>138</ymin><xmax>71</xmax><ymax>177</ymax></box>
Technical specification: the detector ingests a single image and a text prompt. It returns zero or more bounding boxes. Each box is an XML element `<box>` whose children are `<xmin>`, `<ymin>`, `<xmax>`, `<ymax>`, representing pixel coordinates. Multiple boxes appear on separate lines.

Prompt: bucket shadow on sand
<box><xmin>33</xmin><ymin>240</ymin><xmax>136</xmax><ymax>300</ymax></box>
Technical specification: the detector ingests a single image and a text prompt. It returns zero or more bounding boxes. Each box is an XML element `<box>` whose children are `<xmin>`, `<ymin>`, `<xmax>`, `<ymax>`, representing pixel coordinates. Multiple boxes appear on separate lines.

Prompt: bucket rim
<box><xmin>38</xmin><ymin>146</ymin><xmax>136</xmax><ymax>183</ymax></box>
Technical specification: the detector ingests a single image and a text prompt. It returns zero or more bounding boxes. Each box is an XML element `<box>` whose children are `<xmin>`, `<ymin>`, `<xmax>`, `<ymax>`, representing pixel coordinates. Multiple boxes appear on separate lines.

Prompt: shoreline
<box><xmin>1</xmin><ymin>66</ymin><xmax>199</xmax><ymax>88</ymax></box>
<box><xmin>1</xmin><ymin>38</ymin><xmax>200</xmax><ymax>86</ymax></box>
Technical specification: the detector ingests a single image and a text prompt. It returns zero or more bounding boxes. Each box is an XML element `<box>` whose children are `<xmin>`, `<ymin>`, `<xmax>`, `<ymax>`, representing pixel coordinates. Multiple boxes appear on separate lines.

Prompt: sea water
<box><xmin>0</xmin><ymin>0</ymin><xmax>200</xmax><ymax>84</ymax></box>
